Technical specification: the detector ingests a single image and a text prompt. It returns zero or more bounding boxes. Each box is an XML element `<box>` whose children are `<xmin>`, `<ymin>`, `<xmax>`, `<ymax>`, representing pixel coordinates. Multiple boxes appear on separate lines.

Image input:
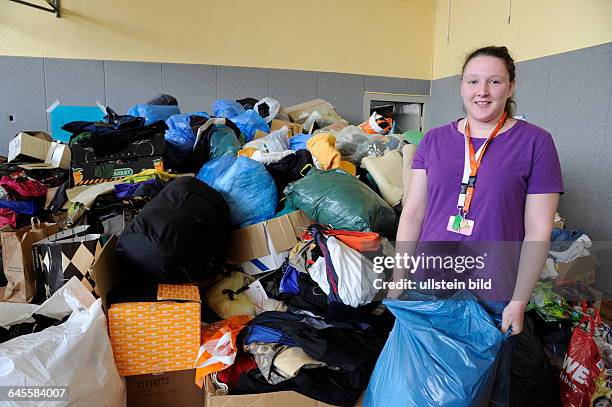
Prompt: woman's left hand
<box><xmin>501</xmin><ymin>301</ymin><xmax>527</xmax><ymax>336</ymax></box>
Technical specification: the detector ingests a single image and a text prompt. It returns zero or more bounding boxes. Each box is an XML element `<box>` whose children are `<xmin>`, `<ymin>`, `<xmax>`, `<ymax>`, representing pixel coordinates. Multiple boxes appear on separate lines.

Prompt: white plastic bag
<box><xmin>243</xmin><ymin>126</ymin><xmax>290</xmax><ymax>153</ymax></box>
<box><xmin>254</xmin><ymin>97</ymin><xmax>287</xmax><ymax>123</ymax></box>
<box><xmin>0</xmin><ymin>277</ymin><xmax>125</xmax><ymax>407</ymax></box>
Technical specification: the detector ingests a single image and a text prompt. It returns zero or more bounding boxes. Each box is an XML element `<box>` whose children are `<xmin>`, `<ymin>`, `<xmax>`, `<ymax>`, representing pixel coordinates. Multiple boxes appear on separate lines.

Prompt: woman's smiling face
<box><xmin>461</xmin><ymin>55</ymin><xmax>515</xmax><ymax>124</ymax></box>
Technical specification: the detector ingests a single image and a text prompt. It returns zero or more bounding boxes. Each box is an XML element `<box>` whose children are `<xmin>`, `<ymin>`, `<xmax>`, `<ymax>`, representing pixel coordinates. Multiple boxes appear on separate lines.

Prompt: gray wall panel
<box><xmin>0</xmin><ymin>56</ymin><xmax>47</xmax><ymax>156</ymax></box>
<box><xmin>592</xmin><ymin>81</ymin><xmax>612</xmax><ymax>242</ymax></box>
<box><xmin>217</xmin><ymin>67</ymin><xmax>269</xmax><ymax>101</ymax></box>
<box><xmin>513</xmin><ymin>58</ymin><xmax>549</xmax><ymax>128</ymax></box>
<box><xmin>43</xmin><ymin>58</ymin><xmax>106</xmax><ymax>134</ymax></box>
<box><xmin>594</xmin><ymin>96</ymin><xmax>612</xmax><ymax>294</ymax></box>
<box><xmin>44</xmin><ymin>58</ymin><xmax>106</xmax><ymax>107</ymax></box>
<box><xmin>365</xmin><ymin>76</ymin><xmax>430</xmax><ymax>96</ymax></box>
<box><xmin>318</xmin><ymin>72</ymin><xmax>365</xmax><ymax>124</ymax></box>
<box><xmin>268</xmin><ymin>69</ymin><xmax>318</xmax><ymax>108</ymax></box>
<box><xmin>426</xmin><ymin>75</ymin><xmax>462</xmax><ymax>131</ymax></box>
<box><xmin>162</xmin><ymin>63</ymin><xmax>216</xmax><ymax>113</ymax></box>
<box><xmin>406</xmin><ymin>79</ymin><xmax>430</xmax><ymax>95</ymax></box>
<box><xmin>365</xmin><ymin>76</ymin><xmax>409</xmax><ymax>94</ymax></box>
<box><xmin>546</xmin><ymin>45</ymin><xmax>611</xmax><ymax>236</ymax></box>
<box><xmin>104</xmin><ymin>61</ymin><xmax>162</xmax><ymax>114</ymax></box>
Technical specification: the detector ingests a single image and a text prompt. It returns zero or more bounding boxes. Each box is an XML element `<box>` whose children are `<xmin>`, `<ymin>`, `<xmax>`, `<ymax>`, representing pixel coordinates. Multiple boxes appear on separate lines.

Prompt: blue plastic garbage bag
<box><xmin>364</xmin><ymin>291</ymin><xmax>504</xmax><ymax>407</ymax></box>
<box><xmin>212</xmin><ymin>99</ymin><xmax>245</xmax><ymax>119</ymax></box>
<box><xmin>232</xmin><ymin>110</ymin><xmax>270</xmax><ymax>142</ymax></box>
<box><xmin>127</xmin><ymin>104</ymin><xmax>180</xmax><ymax>125</ymax></box>
<box><xmin>164</xmin><ymin>112</ymin><xmax>209</xmax><ymax>159</ymax></box>
<box><xmin>197</xmin><ymin>156</ymin><xmax>277</xmax><ymax>227</ymax></box>
<box><xmin>288</xmin><ymin>133</ymin><xmax>314</xmax><ymax>151</ymax></box>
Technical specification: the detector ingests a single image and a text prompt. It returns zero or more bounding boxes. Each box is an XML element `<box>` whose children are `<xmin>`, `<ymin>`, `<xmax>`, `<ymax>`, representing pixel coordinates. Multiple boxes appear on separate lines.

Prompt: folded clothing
<box><xmin>550</xmin><ymin>228</ymin><xmax>584</xmax><ymax>252</ymax></box>
<box><xmin>549</xmin><ymin>234</ymin><xmax>592</xmax><ymax>263</ymax></box>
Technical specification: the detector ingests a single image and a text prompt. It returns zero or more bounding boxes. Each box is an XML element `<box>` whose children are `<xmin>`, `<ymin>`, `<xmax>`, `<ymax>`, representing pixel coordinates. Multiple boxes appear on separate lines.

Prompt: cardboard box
<box><xmin>253</xmin><ymin>130</ymin><xmax>268</xmax><ymax>140</ymax></box>
<box><xmin>108</xmin><ymin>284</ymin><xmax>201</xmax><ymax>376</ymax></box>
<box><xmin>284</xmin><ymin>99</ymin><xmax>333</xmax><ymax>125</ymax></box>
<box><xmin>8</xmin><ymin>132</ymin><xmax>52</xmax><ymax>163</ymax></box>
<box><xmin>203</xmin><ymin>375</ymin><xmax>343</xmax><ymax>407</ymax></box>
<box><xmin>18</xmin><ymin>142</ymin><xmax>71</xmax><ymax>170</ymax></box>
<box><xmin>70</xmin><ymin>132</ymin><xmax>166</xmax><ymax>164</ymax></box>
<box><xmin>226</xmin><ymin>210</ymin><xmax>312</xmax><ymax>275</ymax></box>
<box><xmin>71</xmin><ymin>155</ymin><xmax>164</xmax><ymax>185</ymax></box>
<box><xmin>553</xmin><ymin>212</ymin><xmax>565</xmax><ymax>229</ymax></box>
<box><xmin>127</xmin><ymin>369</ymin><xmax>203</xmax><ymax>407</ymax></box>
<box><xmin>556</xmin><ymin>254</ymin><xmax>597</xmax><ymax>281</ymax></box>
<box><xmin>555</xmin><ymin>270</ymin><xmax>596</xmax><ymax>286</ymax></box>
<box><xmin>270</xmin><ymin>119</ymin><xmax>304</xmax><ymax>137</ymax></box>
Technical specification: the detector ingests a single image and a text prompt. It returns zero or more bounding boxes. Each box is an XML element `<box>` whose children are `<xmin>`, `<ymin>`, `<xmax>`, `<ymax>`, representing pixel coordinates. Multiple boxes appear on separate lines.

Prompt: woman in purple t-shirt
<box><xmin>394</xmin><ymin>46</ymin><xmax>563</xmax><ymax>405</ymax></box>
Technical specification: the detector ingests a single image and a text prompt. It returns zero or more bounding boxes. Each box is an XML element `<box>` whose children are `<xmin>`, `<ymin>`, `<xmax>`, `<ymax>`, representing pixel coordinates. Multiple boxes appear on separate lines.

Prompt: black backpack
<box><xmin>116</xmin><ymin>176</ymin><xmax>230</xmax><ymax>284</ymax></box>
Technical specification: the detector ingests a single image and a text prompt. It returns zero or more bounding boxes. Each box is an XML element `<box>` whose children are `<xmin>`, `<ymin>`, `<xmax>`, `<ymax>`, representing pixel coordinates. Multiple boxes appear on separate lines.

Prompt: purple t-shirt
<box><xmin>412</xmin><ymin>119</ymin><xmax>564</xmax><ymax>242</ymax></box>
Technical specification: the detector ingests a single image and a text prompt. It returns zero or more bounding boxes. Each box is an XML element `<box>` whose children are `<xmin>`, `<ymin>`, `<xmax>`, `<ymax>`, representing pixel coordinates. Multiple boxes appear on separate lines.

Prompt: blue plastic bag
<box><xmin>212</xmin><ymin>99</ymin><xmax>245</xmax><ymax>119</ymax></box>
<box><xmin>288</xmin><ymin>133</ymin><xmax>314</xmax><ymax>151</ymax></box>
<box><xmin>231</xmin><ymin>110</ymin><xmax>270</xmax><ymax>142</ymax></box>
<box><xmin>196</xmin><ymin>156</ymin><xmax>277</xmax><ymax>227</ymax></box>
<box><xmin>364</xmin><ymin>291</ymin><xmax>504</xmax><ymax>407</ymax></box>
<box><xmin>127</xmin><ymin>104</ymin><xmax>180</xmax><ymax>125</ymax></box>
<box><xmin>164</xmin><ymin>112</ymin><xmax>209</xmax><ymax>159</ymax></box>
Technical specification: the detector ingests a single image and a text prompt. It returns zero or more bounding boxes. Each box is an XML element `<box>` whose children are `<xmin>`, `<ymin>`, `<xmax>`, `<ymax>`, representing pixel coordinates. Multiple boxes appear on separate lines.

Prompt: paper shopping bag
<box><xmin>1</xmin><ymin>218</ymin><xmax>60</xmax><ymax>302</ymax></box>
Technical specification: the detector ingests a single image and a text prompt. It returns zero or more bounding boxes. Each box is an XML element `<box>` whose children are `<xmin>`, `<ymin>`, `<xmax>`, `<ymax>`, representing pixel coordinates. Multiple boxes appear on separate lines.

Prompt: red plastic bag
<box><xmin>560</xmin><ymin>315</ymin><xmax>605</xmax><ymax>407</ymax></box>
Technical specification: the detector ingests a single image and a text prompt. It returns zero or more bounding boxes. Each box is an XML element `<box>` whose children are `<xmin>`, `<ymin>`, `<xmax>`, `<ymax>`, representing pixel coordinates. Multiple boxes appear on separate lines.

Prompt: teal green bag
<box><xmin>283</xmin><ymin>169</ymin><xmax>396</xmax><ymax>236</ymax></box>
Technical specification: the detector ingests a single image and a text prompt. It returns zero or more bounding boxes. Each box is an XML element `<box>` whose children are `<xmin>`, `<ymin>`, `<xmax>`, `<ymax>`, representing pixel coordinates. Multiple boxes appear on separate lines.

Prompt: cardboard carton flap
<box><xmin>557</xmin><ymin>254</ymin><xmax>597</xmax><ymax>279</ymax></box>
<box><xmin>157</xmin><ymin>284</ymin><xmax>201</xmax><ymax>303</ymax></box>
<box><xmin>90</xmin><ymin>235</ymin><xmax>118</xmax><ymax>308</ymax></box>
<box><xmin>227</xmin><ymin>223</ymin><xmax>269</xmax><ymax>264</ymax></box>
<box><xmin>267</xmin><ymin>211</ymin><xmax>310</xmax><ymax>254</ymax></box>
<box><xmin>226</xmin><ymin>211</ymin><xmax>313</xmax><ymax>264</ymax></box>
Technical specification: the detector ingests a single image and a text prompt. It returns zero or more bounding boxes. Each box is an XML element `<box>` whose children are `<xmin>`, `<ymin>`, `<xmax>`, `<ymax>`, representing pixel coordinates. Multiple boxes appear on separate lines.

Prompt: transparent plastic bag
<box><xmin>335</xmin><ymin>125</ymin><xmax>405</xmax><ymax>164</ymax></box>
<box><xmin>302</xmin><ymin>107</ymin><xmax>348</xmax><ymax>133</ymax></box>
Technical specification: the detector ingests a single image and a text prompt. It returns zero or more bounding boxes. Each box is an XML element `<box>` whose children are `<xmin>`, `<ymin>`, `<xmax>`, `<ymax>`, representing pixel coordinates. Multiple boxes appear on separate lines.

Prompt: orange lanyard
<box><xmin>459</xmin><ymin>112</ymin><xmax>507</xmax><ymax>214</ymax></box>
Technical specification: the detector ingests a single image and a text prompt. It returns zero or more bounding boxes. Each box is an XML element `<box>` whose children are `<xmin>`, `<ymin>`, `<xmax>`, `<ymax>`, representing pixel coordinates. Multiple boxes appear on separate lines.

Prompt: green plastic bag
<box><xmin>283</xmin><ymin>169</ymin><xmax>396</xmax><ymax>236</ymax></box>
<box><xmin>403</xmin><ymin>129</ymin><xmax>424</xmax><ymax>145</ymax></box>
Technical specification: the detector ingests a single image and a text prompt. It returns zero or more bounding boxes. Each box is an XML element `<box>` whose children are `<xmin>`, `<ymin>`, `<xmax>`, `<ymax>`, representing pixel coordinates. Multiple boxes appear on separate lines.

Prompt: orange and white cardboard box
<box><xmin>108</xmin><ymin>284</ymin><xmax>201</xmax><ymax>376</ymax></box>
<box><xmin>226</xmin><ymin>210</ymin><xmax>312</xmax><ymax>275</ymax></box>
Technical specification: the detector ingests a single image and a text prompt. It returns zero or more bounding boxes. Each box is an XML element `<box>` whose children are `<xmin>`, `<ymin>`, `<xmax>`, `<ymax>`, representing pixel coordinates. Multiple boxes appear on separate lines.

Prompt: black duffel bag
<box><xmin>116</xmin><ymin>176</ymin><xmax>230</xmax><ymax>284</ymax></box>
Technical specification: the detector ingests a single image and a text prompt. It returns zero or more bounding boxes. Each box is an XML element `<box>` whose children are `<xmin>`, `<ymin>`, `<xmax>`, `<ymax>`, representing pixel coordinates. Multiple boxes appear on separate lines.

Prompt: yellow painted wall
<box><xmin>432</xmin><ymin>0</ymin><xmax>612</xmax><ymax>79</ymax></box>
<box><xmin>0</xmin><ymin>0</ymin><xmax>435</xmax><ymax>80</ymax></box>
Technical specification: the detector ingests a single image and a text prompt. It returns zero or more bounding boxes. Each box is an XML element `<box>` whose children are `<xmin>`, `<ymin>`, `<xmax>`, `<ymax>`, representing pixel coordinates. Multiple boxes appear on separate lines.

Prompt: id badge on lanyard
<box><xmin>447</xmin><ymin>113</ymin><xmax>507</xmax><ymax>236</ymax></box>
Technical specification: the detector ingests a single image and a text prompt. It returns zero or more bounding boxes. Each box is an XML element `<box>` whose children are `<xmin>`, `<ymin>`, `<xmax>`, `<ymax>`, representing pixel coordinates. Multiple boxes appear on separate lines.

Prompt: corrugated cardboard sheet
<box><xmin>226</xmin><ymin>211</ymin><xmax>312</xmax><ymax>264</ymax></box>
